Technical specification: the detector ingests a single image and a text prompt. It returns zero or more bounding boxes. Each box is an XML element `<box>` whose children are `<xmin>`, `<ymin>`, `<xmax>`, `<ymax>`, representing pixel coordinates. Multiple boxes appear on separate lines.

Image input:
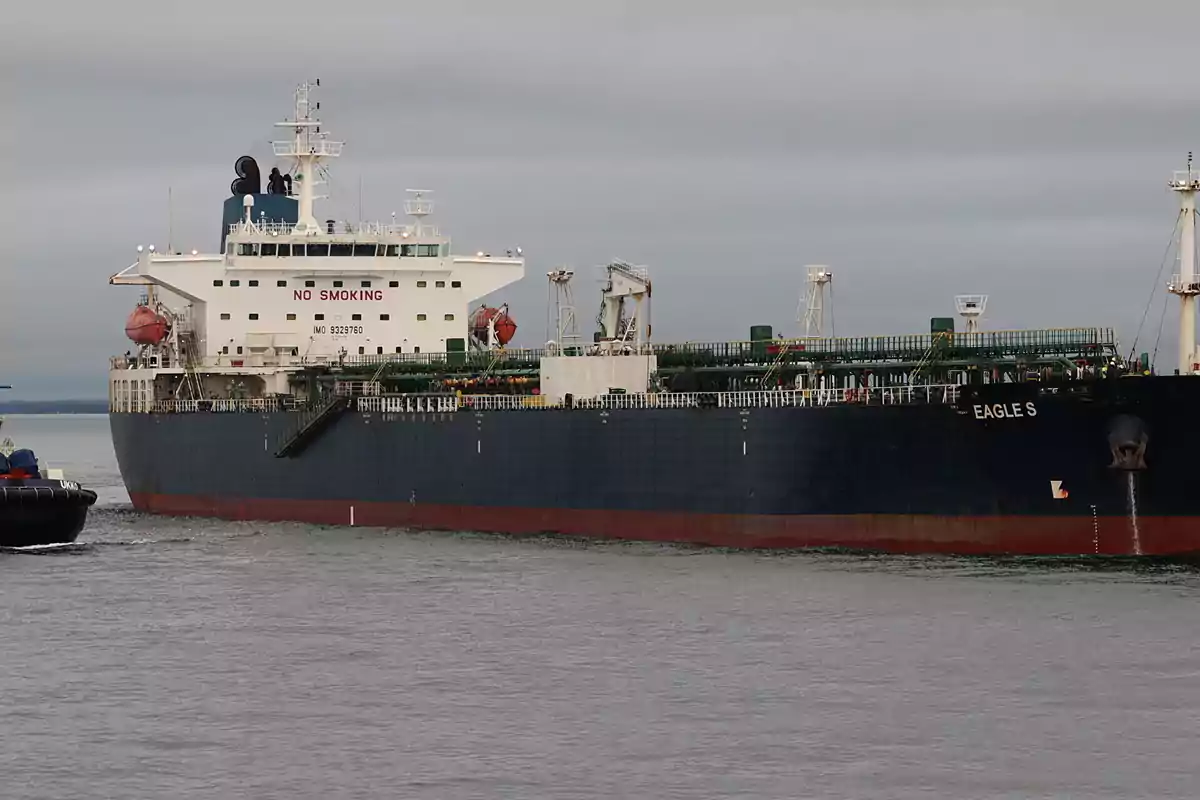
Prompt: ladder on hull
<box><xmin>273</xmin><ymin>395</ymin><xmax>349</xmax><ymax>458</ymax></box>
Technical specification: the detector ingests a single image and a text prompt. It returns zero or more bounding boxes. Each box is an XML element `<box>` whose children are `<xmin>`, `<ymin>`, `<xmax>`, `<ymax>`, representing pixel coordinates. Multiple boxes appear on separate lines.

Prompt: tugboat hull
<box><xmin>0</xmin><ymin>483</ymin><xmax>98</xmax><ymax>548</ymax></box>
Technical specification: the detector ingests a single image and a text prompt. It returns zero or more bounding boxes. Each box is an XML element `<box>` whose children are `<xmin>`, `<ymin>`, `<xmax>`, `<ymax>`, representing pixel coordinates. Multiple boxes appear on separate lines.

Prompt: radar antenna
<box><xmin>954</xmin><ymin>294</ymin><xmax>988</xmax><ymax>334</ymax></box>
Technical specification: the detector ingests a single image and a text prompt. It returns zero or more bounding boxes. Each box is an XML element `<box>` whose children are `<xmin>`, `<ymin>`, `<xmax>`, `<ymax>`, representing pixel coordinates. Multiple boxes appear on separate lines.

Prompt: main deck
<box><xmin>108</xmin><ymin>324</ymin><xmax>1124</xmax><ymax>416</ymax></box>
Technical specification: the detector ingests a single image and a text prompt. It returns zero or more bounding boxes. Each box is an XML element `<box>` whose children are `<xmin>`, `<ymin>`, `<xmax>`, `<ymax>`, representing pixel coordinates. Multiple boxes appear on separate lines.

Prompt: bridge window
<box><xmin>237</xmin><ymin>243</ymin><xmax>259</xmax><ymax>256</ymax></box>
<box><xmin>352</xmin><ymin>314</ymin><xmax>362</xmax><ymax>321</ymax></box>
<box><xmin>315</xmin><ymin>314</ymin><xmax>325</xmax><ymax>321</ymax></box>
<box><xmin>361</xmin><ymin>280</ymin><xmax>372</xmax><ymax>288</ymax></box>
<box><xmin>260</xmin><ymin>244</ymin><xmax>276</xmax><ymax>257</ymax></box>
<box><xmin>287</xmin><ymin>313</ymin><xmax>296</xmax><ymax>321</ymax></box>
<box><xmin>306</xmin><ymin>243</ymin><xmax>329</xmax><ymax>257</ymax></box>
<box><xmin>380</xmin><ymin>314</ymin><xmax>390</xmax><ymax>321</ymax></box>
<box><xmin>304</xmin><ymin>280</ymin><xmax>315</xmax><ymax>287</ymax></box>
<box><xmin>389</xmin><ymin>280</ymin><xmax>399</xmax><ymax>288</ymax></box>
<box><xmin>249</xmin><ymin>279</ymin><xmax>259</xmax><ymax>287</ymax></box>
<box><xmin>226</xmin><ymin>242</ymin><xmax>234</xmax><ymax>256</ymax></box>
<box><xmin>401</xmin><ymin>244</ymin><xmax>416</xmax><ymax>257</ymax></box>
<box><xmin>220</xmin><ymin>313</ymin><xmax>230</xmax><ymax>320</ymax></box>
<box><xmin>444</xmin><ymin>313</ymin><xmax>455</xmax><ymax>321</ymax></box>
<box><xmin>230</xmin><ymin>280</ymin><xmax>240</xmax><ymax>287</ymax></box>
<box><xmin>417</xmin><ymin>281</ymin><xmax>427</xmax><ymax>288</ymax></box>
<box><xmin>277</xmin><ymin>280</ymin><xmax>287</xmax><ymax>287</ymax></box>
<box><xmin>417</xmin><ymin>314</ymin><xmax>427</xmax><ymax>321</ymax></box>
<box><xmin>385</xmin><ymin>245</ymin><xmax>399</xmax><ymax>257</ymax></box>
<box><xmin>451</xmin><ymin>281</ymin><xmax>461</xmax><ymax>288</ymax></box>
<box><xmin>333</xmin><ymin>280</ymin><xmax>343</xmax><ymax>288</ymax></box>
<box><xmin>435</xmin><ymin>281</ymin><xmax>445</xmax><ymax>288</ymax></box>
<box><xmin>213</xmin><ymin>279</ymin><xmax>224</xmax><ymax>286</ymax></box>
<box><xmin>354</xmin><ymin>244</ymin><xmax>375</xmax><ymax>257</ymax></box>
<box><xmin>329</xmin><ymin>243</ymin><xmax>352</xmax><ymax>257</ymax></box>
<box><xmin>277</xmin><ymin>244</ymin><xmax>291</xmax><ymax>257</ymax></box>
<box><xmin>418</xmin><ymin>244</ymin><xmax>438</xmax><ymax>257</ymax></box>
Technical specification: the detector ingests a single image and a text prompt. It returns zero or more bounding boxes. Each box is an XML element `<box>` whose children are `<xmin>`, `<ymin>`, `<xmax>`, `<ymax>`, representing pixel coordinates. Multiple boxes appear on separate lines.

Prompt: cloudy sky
<box><xmin>3</xmin><ymin>1</ymin><xmax>1199</xmax><ymax>398</ymax></box>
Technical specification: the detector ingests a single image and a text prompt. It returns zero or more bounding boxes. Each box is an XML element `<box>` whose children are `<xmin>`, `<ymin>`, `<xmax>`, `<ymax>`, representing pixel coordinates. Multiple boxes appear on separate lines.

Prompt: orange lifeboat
<box><xmin>469</xmin><ymin>305</ymin><xmax>518</xmax><ymax>347</ymax></box>
<box><xmin>124</xmin><ymin>305</ymin><xmax>172</xmax><ymax>346</ymax></box>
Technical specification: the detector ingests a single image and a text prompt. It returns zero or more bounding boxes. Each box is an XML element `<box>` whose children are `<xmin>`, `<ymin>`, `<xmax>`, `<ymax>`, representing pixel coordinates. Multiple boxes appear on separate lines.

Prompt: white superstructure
<box><xmin>109</xmin><ymin>81</ymin><xmax>524</xmax><ymax>406</ymax></box>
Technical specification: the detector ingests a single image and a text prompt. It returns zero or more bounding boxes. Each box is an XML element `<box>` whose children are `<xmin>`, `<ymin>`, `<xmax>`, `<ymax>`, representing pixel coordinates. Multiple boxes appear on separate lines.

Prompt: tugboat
<box><xmin>0</xmin><ymin>391</ymin><xmax>98</xmax><ymax>548</ymax></box>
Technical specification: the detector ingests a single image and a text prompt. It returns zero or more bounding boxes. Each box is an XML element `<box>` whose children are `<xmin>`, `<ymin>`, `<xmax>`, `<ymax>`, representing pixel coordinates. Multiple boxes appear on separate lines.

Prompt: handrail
<box><xmin>227</xmin><ymin>219</ymin><xmax>442</xmax><ymax>239</ymax></box>
<box><xmin>121</xmin><ymin>385</ymin><xmax>963</xmax><ymax>414</ymax></box>
<box><xmin>107</xmin><ymin>328</ymin><xmax>1118</xmax><ymax>375</ymax></box>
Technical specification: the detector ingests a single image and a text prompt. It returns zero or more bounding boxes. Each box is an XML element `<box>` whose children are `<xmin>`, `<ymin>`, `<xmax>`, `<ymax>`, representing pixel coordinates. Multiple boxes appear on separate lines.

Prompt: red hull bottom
<box><xmin>129</xmin><ymin>493</ymin><xmax>1200</xmax><ymax>557</ymax></box>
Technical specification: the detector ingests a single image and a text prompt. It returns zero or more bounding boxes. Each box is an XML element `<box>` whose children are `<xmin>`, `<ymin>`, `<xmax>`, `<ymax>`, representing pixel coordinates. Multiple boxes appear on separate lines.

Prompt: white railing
<box><xmin>272</xmin><ymin>140</ymin><xmax>344</xmax><ymax>158</ymax></box>
<box><xmin>111</xmin><ymin>352</ymin><xmax>340</xmax><ymax>371</ymax></box>
<box><xmin>356</xmin><ymin>395</ymin><xmax>458</xmax><ymax>414</ymax></box>
<box><xmin>348</xmin><ymin>220</ymin><xmax>442</xmax><ymax>238</ymax></box>
<box><xmin>457</xmin><ymin>395</ymin><xmax>550</xmax><ymax>411</ymax></box>
<box><xmin>115</xmin><ymin>385</ymin><xmax>962</xmax><ymax>415</ymax></box>
<box><xmin>565</xmin><ymin>385</ymin><xmax>960</xmax><ymax>410</ymax></box>
<box><xmin>1170</xmin><ymin>170</ymin><xmax>1200</xmax><ymax>189</ymax></box>
<box><xmin>1168</xmin><ymin>274</ymin><xmax>1200</xmax><ymax>294</ymax></box>
<box><xmin>148</xmin><ymin>398</ymin><xmax>283</xmax><ymax>413</ymax></box>
<box><xmin>227</xmin><ymin>219</ymin><xmax>442</xmax><ymax>239</ymax></box>
<box><xmin>335</xmin><ymin>380</ymin><xmax>381</xmax><ymax>397</ymax></box>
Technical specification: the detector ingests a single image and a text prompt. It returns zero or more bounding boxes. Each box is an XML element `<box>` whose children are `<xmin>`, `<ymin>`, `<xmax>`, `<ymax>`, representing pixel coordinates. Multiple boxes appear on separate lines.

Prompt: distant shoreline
<box><xmin>0</xmin><ymin>401</ymin><xmax>108</xmax><ymax>414</ymax></box>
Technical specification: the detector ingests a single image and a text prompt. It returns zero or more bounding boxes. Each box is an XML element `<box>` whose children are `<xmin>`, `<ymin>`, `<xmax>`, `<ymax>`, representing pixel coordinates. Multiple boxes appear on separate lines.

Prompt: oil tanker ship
<box><xmin>108</xmin><ymin>81</ymin><xmax>1200</xmax><ymax>556</ymax></box>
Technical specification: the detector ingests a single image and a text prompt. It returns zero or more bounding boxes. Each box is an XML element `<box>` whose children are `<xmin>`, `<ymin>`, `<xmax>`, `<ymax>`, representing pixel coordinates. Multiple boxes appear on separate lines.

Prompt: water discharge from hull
<box><xmin>1127</xmin><ymin>471</ymin><xmax>1143</xmax><ymax>556</ymax></box>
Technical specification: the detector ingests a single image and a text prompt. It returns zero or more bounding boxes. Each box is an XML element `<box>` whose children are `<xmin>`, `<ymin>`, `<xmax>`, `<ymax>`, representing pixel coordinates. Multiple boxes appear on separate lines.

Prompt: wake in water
<box><xmin>0</xmin><ymin>537</ymin><xmax>200</xmax><ymax>555</ymax></box>
<box><xmin>0</xmin><ymin>542</ymin><xmax>92</xmax><ymax>555</ymax></box>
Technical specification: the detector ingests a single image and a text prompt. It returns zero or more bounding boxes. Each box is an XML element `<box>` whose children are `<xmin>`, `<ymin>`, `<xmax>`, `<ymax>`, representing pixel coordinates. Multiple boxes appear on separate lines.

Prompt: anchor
<box><xmin>1107</xmin><ymin>413</ymin><xmax>1148</xmax><ymax>471</ymax></box>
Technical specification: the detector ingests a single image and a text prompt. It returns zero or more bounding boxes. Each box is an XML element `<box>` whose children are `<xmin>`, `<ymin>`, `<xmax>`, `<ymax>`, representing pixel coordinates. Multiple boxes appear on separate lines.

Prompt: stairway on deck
<box><xmin>274</xmin><ymin>395</ymin><xmax>350</xmax><ymax>458</ymax></box>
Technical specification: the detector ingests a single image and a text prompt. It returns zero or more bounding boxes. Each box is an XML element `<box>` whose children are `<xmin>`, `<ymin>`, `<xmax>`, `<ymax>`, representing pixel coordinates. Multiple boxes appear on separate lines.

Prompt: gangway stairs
<box><xmin>274</xmin><ymin>394</ymin><xmax>350</xmax><ymax>458</ymax></box>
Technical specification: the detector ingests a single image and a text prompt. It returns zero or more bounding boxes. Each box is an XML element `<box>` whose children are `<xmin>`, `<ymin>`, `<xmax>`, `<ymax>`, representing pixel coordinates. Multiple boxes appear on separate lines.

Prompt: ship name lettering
<box><xmin>972</xmin><ymin>401</ymin><xmax>1037</xmax><ymax>420</ymax></box>
<box><xmin>319</xmin><ymin>289</ymin><xmax>383</xmax><ymax>301</ymax></box>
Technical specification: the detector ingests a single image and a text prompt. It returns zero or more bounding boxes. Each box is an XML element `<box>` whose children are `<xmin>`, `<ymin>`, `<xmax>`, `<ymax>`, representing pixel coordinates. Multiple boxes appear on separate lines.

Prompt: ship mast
<box><xmin>272</xmin><ymin>80</ymin><xmax>343</xmax><ymax>235</ymax></box>
<box><xmin>1168</xmin><ymin>153</ymin><xmax>1200</xmax><ymax>375</ymax></box>
<box><xmin>546</xmin><ymin>268</ymin><xmax>581</xmax><ymax>352</ymax></box>
<box><xmin>800</xmin><ymin>265</ymin><xmax>833</xmax><ymax>338</ymax></box>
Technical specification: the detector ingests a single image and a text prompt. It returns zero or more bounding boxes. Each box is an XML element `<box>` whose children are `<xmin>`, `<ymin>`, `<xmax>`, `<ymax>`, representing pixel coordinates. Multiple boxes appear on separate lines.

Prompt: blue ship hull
<box><xmin>109</xmin><ymin>377</ymin><xmax>1200</xmax><ymax>556</ymax></box>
